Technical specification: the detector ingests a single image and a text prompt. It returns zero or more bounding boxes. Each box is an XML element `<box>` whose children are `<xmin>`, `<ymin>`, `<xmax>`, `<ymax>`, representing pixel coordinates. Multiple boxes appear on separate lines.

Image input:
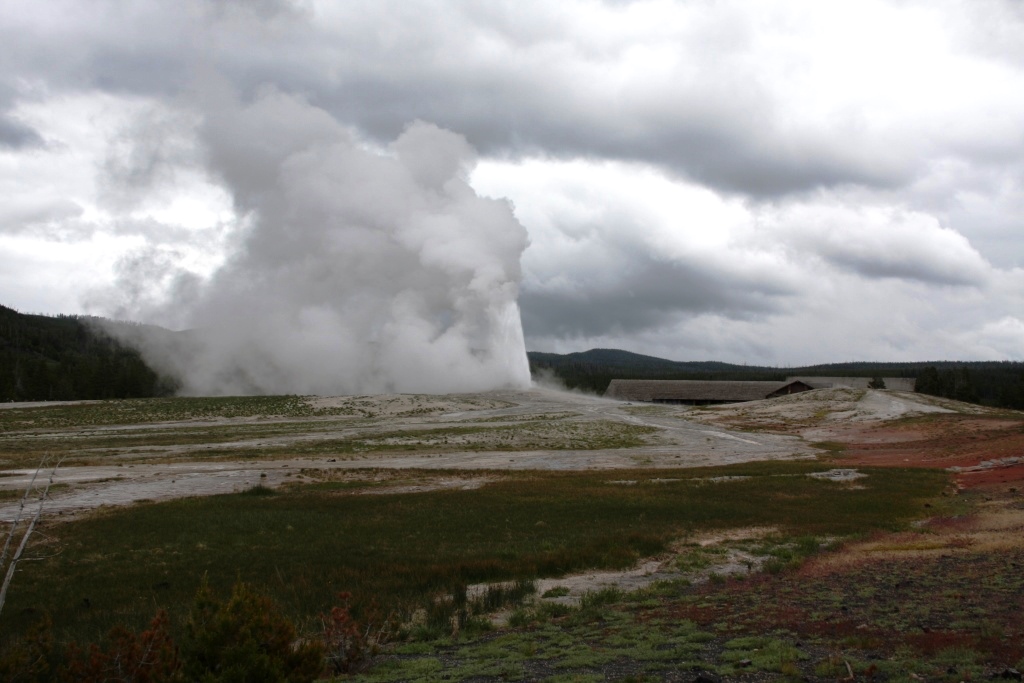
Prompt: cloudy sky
<box><xmin>2</xmin><ymin>0</ymin><xmax>1024</xmax><ymax>368</ymax></box>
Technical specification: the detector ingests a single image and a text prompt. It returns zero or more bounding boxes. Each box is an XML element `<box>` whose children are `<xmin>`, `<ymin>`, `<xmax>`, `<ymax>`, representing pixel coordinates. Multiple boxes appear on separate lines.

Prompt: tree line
<box><xmin>4</xmin><ymin>305</ymin><xmax>1022</xmax><ymax>410</ymax></box>
<box><xmin>0</xmin><ymin>305</ymin><xmax>178</xmax><ymax>402</ymax></box>
<box><xmin>528</xmin><ymin>349</ymin><xmax>1024</xmax><ymax>411</ymax></box>
<box><xmin>913</xmin><ymin>364</ymin><xmax>1024</xmax><ymax>409</ymax></box>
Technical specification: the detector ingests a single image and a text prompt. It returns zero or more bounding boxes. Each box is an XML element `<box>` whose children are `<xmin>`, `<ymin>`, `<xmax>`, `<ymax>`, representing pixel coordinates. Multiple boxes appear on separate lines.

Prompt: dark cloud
<box><xmin>823</xmin><ymin>251</ymin><xmax>985</xmax><ymax>286</ymax></box>
<box><xmin>759</xmin><ymin>201</ymin><xmax>992</xmax><ymax>287</ymax></box>
<box><xmin>320</xmin><ymin>81</ymin><xmax>910</xmax><ymax>198</ymax></box>
<box><xmin>0</xmin><ymin>114</ymin><xmax>43</xmax><ymax>149</ymax></box>
<box><xmin>521</xmin><ymin>248</ymin><xmax>792</xmax><ymax>338</ymax></box>
<box><xmin>0</xmin><ymin>83</ymin><xmax>44</xmax><ymax>148</ymax></box>
<box><xmin>0</xmin><ymin>1</ymin><xmax>925</xmax><ymax>198</ymax></box>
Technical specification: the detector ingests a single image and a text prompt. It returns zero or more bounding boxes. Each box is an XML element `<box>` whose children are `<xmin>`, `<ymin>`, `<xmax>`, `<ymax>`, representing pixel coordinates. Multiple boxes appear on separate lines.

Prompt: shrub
<box><xmin>4</xmin><ymin>582</ymin><xmax>342</xmax><ymax>682</ymax></box>
<box><xmin>321</xmin><ymin>596</ymin><xmax>364</xmax><ymax>674</ymax></box>
<box><xmin>62</xmin><ymin>610</ymin><xmax>180</xmax><ymax>683</ymax></box>
<box><xmin>0</xmin><ymin>614</ymin><xmax>53</xmax><ymax>683</ymax></box>
<box><xmin>181</xmin><ymin>580</ymin><xmax>323</xmax><ymax>683</ymax></box>
<box><xmin>239</xmin><ymin>485</ymin><xmax>275</xmax><ymax>497</ymax></box>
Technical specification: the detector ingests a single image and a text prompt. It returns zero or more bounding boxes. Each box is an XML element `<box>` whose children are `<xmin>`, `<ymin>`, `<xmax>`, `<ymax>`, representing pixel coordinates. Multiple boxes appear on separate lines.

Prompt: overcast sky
<box><xmin>2</xmin><ymin>0</ymin><xmax>1023</xmax><ymax>367</ymax></box>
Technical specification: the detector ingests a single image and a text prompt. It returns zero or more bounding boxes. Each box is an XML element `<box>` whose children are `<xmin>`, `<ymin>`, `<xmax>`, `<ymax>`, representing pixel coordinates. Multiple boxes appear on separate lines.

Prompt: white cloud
<box><xmin>965</xmin><ymin>316</ymin><xmax>1024</xmax><ymax>359</ymax></box>
<box><xmin>474</xmin><ymin>155</ymin><xmax>1018</xmax><ymax>364</ymax></box>
<box><xmin>756</xmin><ymin>198</ymin><xmax>992</xmax><ymax>286</ymax></box>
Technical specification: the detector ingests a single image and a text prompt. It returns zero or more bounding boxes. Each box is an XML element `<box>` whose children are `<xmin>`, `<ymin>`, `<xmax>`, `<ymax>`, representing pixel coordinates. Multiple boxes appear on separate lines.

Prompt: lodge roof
<box><xmin>605</xmin><ymin>379</ymin><xmax>809</xmax><ymax>402</ymax></box>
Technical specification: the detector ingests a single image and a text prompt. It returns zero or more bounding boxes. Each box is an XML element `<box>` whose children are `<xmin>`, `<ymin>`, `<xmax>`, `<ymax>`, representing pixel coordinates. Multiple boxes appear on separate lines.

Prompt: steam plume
<box><xmin>115</xmin><ymin>90</ymin><xmax>531</xmax><ymax>395</ymax></box>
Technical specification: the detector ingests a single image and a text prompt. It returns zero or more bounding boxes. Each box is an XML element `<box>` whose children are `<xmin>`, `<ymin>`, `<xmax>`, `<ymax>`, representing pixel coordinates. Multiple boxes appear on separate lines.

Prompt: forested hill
<box><xmin>527</xmin><ymin>348</ymin><xmax>1024</xmax><ymax>410</ymax></box>
<box><xmin>3</xmin><ymin>303</ymin><xmax>1021</xmax><ymax>409</ymax></box>
<box><xmin>0</xmin><ymin>304</ymin><xmax>177</xmax><ymax>402</ymax></box>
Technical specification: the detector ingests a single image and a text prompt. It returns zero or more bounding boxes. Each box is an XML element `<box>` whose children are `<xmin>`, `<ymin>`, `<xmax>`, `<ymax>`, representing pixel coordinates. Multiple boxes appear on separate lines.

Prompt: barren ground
<box><xmin>3</xmin><ymin>386</ymin><xmax>1022</xmax><ymax>565</ymax></box>
<box><xmin>3</xmin><ymin>387</ymin><xmax>1024</xmax><ymax>679</ymax></box>
<box><xmin>0</xmin><ymin>386</ymin><xmax>815</xmax><ymax>520</ymax></box>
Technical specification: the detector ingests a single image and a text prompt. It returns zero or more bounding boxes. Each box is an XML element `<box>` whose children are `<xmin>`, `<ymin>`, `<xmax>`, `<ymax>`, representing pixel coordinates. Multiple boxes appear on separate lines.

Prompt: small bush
<box><xmin>506</xmin><ymin>608</ymin><xmax>534</xmax><ymax>629</ymax></box>
<box><xmin>579</xmin><ymin>587</ymin><xmax>623</xmax><ymax>611</ymax></box>
<box><xmin>239</xmin><ymin>484</ymin><xmax>276</xmax><ymax>497</ymax></box>
<box><xmin>62</xmin><ymin>610</ymin><xmax>179</xmax><ymax>683</ymax></box>
<box><xmin>321</xmin><ymin>594</ymin><xmax>367</xmax><ymax>675</ymax></box>
<box><xmin>0</xmin><ymin>615</ymin><xmax>53</xmax><ymax>683</ymax></box>
<box><xmin>181</xmin><ymin>580</ymin><xmax>323</xmax><ymax>683</ymax></box>
<box><xmin>472</xmin><ymin>580</ymin><xmax>535</xmax><ymax>612</ymax></box>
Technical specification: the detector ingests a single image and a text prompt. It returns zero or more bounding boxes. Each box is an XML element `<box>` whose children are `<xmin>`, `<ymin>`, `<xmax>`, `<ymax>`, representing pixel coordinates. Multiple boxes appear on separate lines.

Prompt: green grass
<box><xmin>0</xmin><ymin>461</ymin><xmax>946</xmax><ymax>650</ymax></box>
<box><xmin>811</xmin><ymin>440</ymin><xmax>847</xmax><ymax>456</ymax></box>
<box><xmin>0</xmin><ymin>400</ymin><xmax>654</xmax><ymax>468</ymax></box>
<box><xmin>674</xmin><ymin>544</ymin><xmax>727</xmax><ymax>573</ymax></box>
<box><xmin>0</xmin><ymin>395</ymin><xmax>328</xmax><ymax>431</ymax></box>
<box><xmin>260</xmin><ymin>420</ymin><xmax>656</xmax><ymax>456</ymax></box>
<box><xmin>0</xmin><ymin>395</ymin><xmax>523</xmax><ymax>432</ymax></box>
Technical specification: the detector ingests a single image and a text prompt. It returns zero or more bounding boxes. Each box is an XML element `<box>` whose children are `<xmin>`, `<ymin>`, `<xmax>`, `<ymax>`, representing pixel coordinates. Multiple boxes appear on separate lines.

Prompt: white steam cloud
<box><xmin>112</xmin><ymin>89</ymin><xmax>531</xmax><ymax>395</ymax></box>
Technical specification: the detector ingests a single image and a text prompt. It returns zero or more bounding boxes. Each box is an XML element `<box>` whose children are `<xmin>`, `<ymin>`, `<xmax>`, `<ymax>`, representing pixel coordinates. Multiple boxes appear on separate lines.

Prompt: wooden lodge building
<box><xmin>604</xmin><ymin>379</ymin><xmax>815</xmax><ymax>406</ymax></box>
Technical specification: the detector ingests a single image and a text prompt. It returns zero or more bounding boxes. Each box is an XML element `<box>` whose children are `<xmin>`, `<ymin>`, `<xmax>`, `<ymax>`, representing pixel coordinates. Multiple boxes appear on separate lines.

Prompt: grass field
<box><xmin>0</xmin><ymin>461</ymin><xmax>946</xmax><ymax>653</ymax></box>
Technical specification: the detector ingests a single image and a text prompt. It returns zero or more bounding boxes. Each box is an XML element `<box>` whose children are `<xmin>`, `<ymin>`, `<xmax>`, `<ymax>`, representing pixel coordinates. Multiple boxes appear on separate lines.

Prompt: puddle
<box><xmin>808</xmin><ymin>468</ymin><xmax>866</xmax><ymax>482</ymax></box>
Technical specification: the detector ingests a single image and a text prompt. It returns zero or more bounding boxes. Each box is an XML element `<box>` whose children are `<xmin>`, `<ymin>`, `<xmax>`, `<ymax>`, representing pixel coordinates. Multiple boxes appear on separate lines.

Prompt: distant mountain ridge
<box><xmin>2</xmin><ymin>304</ymin><xmax>1021</xmax><ymax>408</ymax></box>
<box><xmin>527</xmin><ymin>348</ymin><xmax>788</xmax><ymax>386</ymax></box>
<box><xmin>528</xmin><ymin>348</ymin><xmax>742</xmax><ymax>374</ymax></box>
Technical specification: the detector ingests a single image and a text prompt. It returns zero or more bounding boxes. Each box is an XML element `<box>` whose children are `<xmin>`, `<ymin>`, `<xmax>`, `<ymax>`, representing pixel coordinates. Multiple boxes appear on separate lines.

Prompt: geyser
<box><xmin>114</xmin><ymin>90</ymin><xmax>531</xmax><ymax>395</ymax></box>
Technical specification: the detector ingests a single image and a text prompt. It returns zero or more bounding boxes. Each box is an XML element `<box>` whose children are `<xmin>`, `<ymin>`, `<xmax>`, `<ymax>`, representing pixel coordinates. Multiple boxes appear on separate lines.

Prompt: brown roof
<box><xmin>605</xmin><ymin>379</ymin><xmax>805</xmax><ymax>402</ymax></box>
<box><xmin>786</xmin><ymin>376</ymin><xmax>917</xmax><ymax>391</ymax></box>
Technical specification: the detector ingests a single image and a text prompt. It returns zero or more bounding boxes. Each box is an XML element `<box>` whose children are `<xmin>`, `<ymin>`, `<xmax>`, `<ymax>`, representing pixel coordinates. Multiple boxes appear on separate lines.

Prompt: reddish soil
<box><xmin>669</xmin><ymin>539</ymin><xmax>1024</xmax><ymax>666</ymax></box>
<box><xmin>821</xmin><ymin>414</ymin><xmax>1024</xmax><ymax>490</ymax></box>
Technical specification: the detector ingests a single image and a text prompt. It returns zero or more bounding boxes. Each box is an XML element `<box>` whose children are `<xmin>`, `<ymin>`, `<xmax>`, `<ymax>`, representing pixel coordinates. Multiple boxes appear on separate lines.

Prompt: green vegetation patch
<box><xmin>0</xmin><ymin>415</ymin><xmax>657</xmax><ymax>468</ymax></box>
<box><xmin>0</xmin><ymin>394</ymin><xmax>518</xmax><ymax>434</ymax></box>
<box><xmin>0</xmin><ymin>464</ymin><xmax>946</xmax><ymax>651</ymax></box>
<box><xmin>280</xmin><ymin>420</ymin><xmax>657</xmax><ymax>456</ymax></box>
<box><xmin>0</xmin><ymin>395</ymin><xmax>325</xmax><ymax>432</ymax></box>
<box><xmin>0</xmin><ymin>461</ymin><xmax>946</xmax><ymax>652</ymax></box>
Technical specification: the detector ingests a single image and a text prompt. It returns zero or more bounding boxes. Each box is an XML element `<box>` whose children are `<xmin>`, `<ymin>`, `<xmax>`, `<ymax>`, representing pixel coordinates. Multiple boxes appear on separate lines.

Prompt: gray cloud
<box><xmin>0</xmin><ymin>1</ymin><xmax>996</xmax><ymax>198</ymax></box>
<box><xmin>758</xmin><ymin>200</ymin><xmax>992</xmax><ymax>287</ymax></box>
<box><xmin>0</xmin><ymin>198</ymin><xmax>83</xmax><ymax>235</ymax></box>
<box><xmin>0</xmin><ymin>114</ymin><xmax>43</xmax><ymax>149</ymax></box>
<box><xmin>521</xmin><ymin>250</ymin><xmax>791</xmax><ymax>339</ymax></box>
<box><xmin>97</xmin><ymin>105</ymin><xmax>203</xmax><ymax>211</ymax></box>
<box><xmin>0</xmin><ymin>82</ymin><xmax>44</xmax><ymax>148</ymax></box>
<box><xmin>3</xmin><ymin>0</ymin><xmax>1024</xmax><ymax>369</ymax></box>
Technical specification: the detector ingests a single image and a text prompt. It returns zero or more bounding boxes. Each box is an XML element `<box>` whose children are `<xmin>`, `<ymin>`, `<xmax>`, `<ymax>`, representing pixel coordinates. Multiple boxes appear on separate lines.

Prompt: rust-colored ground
<box><xmin>823</xmin><ymin>414</ymin><xmax>1024</xmax><ymax>490</ymax></box>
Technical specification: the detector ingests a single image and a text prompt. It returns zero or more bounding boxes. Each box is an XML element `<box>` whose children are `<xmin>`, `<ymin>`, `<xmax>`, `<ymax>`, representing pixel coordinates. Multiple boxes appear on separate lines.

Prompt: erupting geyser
<box><xmin>114</xmin><ymin>90</ymin><xmax>532</xmax><ymax>395</ymax></box>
